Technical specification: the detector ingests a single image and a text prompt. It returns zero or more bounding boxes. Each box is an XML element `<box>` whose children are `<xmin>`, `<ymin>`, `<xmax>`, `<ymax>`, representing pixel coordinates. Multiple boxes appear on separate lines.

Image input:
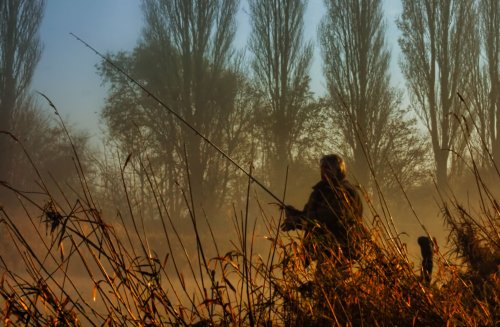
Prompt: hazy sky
<box><xmin>31</xmin><ymin>0</ymin><xmax>403</xmax><ymax>141</ymax></box>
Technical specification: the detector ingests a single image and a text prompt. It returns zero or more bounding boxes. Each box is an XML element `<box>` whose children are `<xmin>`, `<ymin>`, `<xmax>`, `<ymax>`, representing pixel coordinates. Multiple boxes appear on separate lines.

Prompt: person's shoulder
<box><xmin>341</xmin><ymin>180</ymin><xmax>361</xmax><ymax>195</ymax></box>
<box><xmin>312</xmin><ymin>180</ymin><xmax>327</xmax><ymax>190</ymax></box>
<box><xmin>341</xmin><ymin>179</ymin><xmax>356</xmax><ymax>188</ymax></box>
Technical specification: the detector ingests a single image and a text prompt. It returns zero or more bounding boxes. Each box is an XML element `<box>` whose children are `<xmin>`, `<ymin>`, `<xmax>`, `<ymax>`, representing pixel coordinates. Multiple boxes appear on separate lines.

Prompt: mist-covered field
<box><xmin>0</xmin><ymin>120</ymin><xmax>498</xmax><ymax>325</ymax></box>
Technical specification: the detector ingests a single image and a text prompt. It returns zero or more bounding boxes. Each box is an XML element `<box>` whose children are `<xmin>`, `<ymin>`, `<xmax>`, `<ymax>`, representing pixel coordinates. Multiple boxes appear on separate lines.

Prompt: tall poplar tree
<box><xmin>248</xmin><ymin>0</ymin><xmax>319</xmax><ymax>191</ymax></box>
<box><xmin>0</xmin><ymin>0</ymin><xmax>45</xmax><ymax>182</ymax></box>
<box><xmin>398</xmin><ymin>0</ymin><xmax>476</xmax><ymax>186</ymax></box>
<box><xmin>320</xmin><ymin>0</ymin><xmax>427</xmax><ymax>190</ymax></box>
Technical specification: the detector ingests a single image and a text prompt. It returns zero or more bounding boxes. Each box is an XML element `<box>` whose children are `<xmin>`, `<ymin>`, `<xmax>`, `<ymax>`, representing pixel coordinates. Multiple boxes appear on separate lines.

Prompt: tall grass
<box><xmin>0</xmin><ymin>103</ymin><xmax>498</xmax><ymax>326</ymax></box>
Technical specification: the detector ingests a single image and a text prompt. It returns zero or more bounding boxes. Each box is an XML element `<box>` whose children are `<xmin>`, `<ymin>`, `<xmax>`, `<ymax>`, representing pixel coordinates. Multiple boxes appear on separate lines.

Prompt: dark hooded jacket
<box><xmin>284</xmin><ymin>178</ymin><xmax>364</xmax><ymax>261</ymax></box>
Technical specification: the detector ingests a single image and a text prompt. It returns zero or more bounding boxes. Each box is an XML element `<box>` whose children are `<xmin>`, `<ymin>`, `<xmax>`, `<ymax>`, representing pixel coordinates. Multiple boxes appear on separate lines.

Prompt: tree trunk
<box><xmin>435</xmin><ymin>148</ymin><xmax>449</xmax><ymax>187</ymax></box>
<box><xmin>493</xmin><ymin>78</ymin><xmax>500</xmax><ymax>167</ymax></box>
<box><xmin>353</xmin><ymin>143</ymin><xmax>370</xmax><ymax>188</ymax></box>
<box><xmin>0</xmin><ymin>4</ymin><xmax>17</xmax><ymax>183</ymax></box>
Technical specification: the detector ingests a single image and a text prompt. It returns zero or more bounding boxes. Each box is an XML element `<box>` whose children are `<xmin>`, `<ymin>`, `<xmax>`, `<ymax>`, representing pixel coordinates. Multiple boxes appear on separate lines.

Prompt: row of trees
<box><xmin>100</xmin><ymin>0</ymin><xmax>335</xmax><ymax>217</ymax></box>
<box><xmin>2</xmin><ymin>0</ymin><xmax>500</xmax><ymax>218</ymax></box>
<box><xmin>98</xmin><ymin>0</ymin><xmax>500</xmax><ymax>217</ymax></box>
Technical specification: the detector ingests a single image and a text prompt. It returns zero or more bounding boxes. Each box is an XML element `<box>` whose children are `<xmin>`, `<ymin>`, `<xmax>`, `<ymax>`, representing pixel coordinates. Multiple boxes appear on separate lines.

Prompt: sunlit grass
<box><xmin>0</xmin><ymin>103</ymin><xmax>498</xmax><ymax>326</ymax></box>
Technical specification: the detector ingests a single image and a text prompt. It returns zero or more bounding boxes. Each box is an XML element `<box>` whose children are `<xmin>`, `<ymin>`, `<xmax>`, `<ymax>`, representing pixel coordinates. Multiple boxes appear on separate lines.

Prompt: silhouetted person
<box><xmin>281</xmin><ymin>154</ymin><xmax>364</xmax><ymax>265</ymax></box>
<box><xmin>418</xmin><ymin>236</ymin><xmax>434</xmax><ymax>285</ymax></box>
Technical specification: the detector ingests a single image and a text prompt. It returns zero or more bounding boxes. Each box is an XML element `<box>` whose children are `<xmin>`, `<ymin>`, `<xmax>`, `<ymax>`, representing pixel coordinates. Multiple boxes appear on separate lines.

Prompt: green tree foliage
<box><xmin>398</xmin><ymin>0</ymin><xmax>477</xmax><ymax>187</ymax></box>
<box><xmin>100</xmin><ymin>0</ymin><xmax>253</xmax><ymax>217</ymax></box>
<box><xmin>319</xmin><ymin>0</ymin><xmax>429</xmax><ymax>191</ymax></box>
<box><xmin>248</xmin><ymin>0</ymin><xmax>323</xmax><ymax>193</ymax></box>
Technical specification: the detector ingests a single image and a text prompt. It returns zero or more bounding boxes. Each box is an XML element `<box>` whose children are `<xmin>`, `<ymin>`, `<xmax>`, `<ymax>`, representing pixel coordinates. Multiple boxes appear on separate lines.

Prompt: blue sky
<box><xmin>31</xmin><ymin>1</ymin><xmax>142</xmax><ymax>139</ymax></box>
<box><xmin>31</xmin><ymin>0</ymin><xmax>403</xmax><ymax>140</ymax></box>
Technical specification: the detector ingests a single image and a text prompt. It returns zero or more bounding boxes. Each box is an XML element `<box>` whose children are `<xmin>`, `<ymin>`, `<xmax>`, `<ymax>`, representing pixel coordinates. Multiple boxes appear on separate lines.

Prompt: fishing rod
<box><xmin>70</xmin><ymin>33</ymin><xmax>285</xmax><ymax>206</ymax></box>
